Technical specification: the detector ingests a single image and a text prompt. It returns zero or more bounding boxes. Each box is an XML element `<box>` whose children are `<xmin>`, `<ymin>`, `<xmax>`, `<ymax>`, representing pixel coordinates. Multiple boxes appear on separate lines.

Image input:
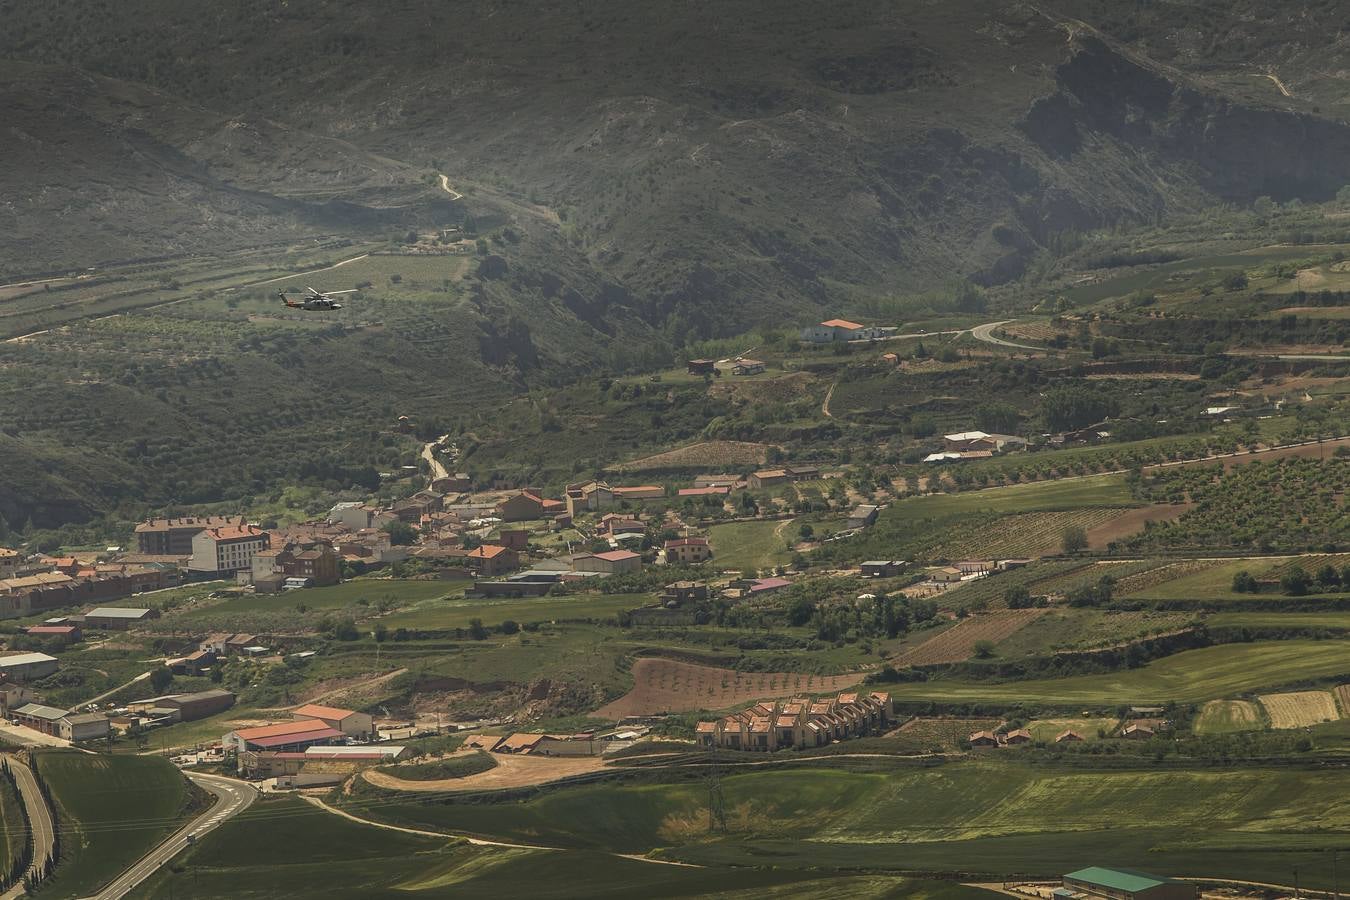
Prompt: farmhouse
<box><xmin>83</xmin><ymin>607</ymin><xmax>159</xmax><ymax>630</ymax></box>
<box><xmin>686</xmin><ymin>358</ymin><xmax>717</xmax><ymax>375</ymax></box>
<box><xmin>801</xmin><ymin>319</ymin><xmax>867</xmax><ymax>343</ymax></box>
<box><xmin>495</xmin><ymin>733</ymin><xmax>546</xmax><ymax>753</ymax></box>
<box><xmin>467</xmin><ymin>544</ymin><xmax>520</xmax><ymax>577</ymax></box>
<box><xmin>496</xmin><ymin>491</ymin><xmax>564</xmax><ymax>522</ymax></box>
<box><xmin>847</xmin><ymin>504</ymin><xmax>879</xmax><ymax>529</ymax></box>
<box><xmin>660</xmin><ymin>581</ymin><xmax>709</xmax><ymax>605</ymax></box>
<box><xmin>730</xmin><ymin>358</ymin><xmax>765</xmax><ymax>376</ymax></box>
<box><xmin>860</xmin><ymin>560</ymin><xmax>905</xmax><ymax>578</ymax></box>
<box><xmin>1121</xmin><ymin>724</ymin><xmax>1155</xmax><ymax>740</ymax></box>
<box><xmin>693</xmin><ymin>474</ymin><xmax>740</xmax><ymax>488</ymax></box>
<box><xmin>1003</xmin><ymin>728</ymin><xmax>1032</xmax><ymax>745</ymax></box>
<box><xmin>663</xmin><ymin>537</ymin><xmax>712</xmax><ymax>565</ymax></box>
<box><xmin>1056</xmin><ymin>730</ymin><xmax>1084</xmax><ymax>743</ymax></box>
<box><xmin>930</xmin><ymin>567</ymin><xmax>965</xmax><ymax>584</ymax></box>
<box><xmin>1060</xmin><ymin>868</ymin><xmax>1196</xmax><ymax>900</ymax></box>
<box><xmin>697</xmin><ymin>692</ymin><xmax>893</xmax><ymax>751</ymax></box>
<box><xmin>968</xmin><ymin>730</ymin><xmax>999</xmax><ymax>748</ymax></box>
<box><xmin>747</xmin><ymin>468</ymin><xmax>790</xmax><ymax>489</ymax></box>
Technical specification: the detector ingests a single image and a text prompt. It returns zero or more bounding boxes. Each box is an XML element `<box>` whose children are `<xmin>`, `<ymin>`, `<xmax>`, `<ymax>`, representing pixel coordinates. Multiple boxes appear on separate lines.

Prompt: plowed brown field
<box><xmin>896</xmin><ymin>609</ymin><xmax>1047</xmax><ymax>666</ymax></box>
<box><xmin>593</xmin><ymin>658</ymin><xmax>866</xmax><ymax>717</ymax></box>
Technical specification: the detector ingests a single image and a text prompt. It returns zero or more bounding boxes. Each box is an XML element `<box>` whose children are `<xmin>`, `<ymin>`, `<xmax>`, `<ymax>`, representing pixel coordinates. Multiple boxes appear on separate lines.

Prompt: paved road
<box><xmin>421</xmin><ymin>433</ymin><xmax>451</xmax><ymax>480</ymax></box>
<box><xmin>0</xmin><ymin>756</ymin><xmax>55</xmax><ymax>900</ymax></box>
<box><xmin>968</xmin><ymin>320</ymin><xmax>1043</xmax><ymax>351</ymax></box>
<box><xmin>91</xmin><ymin>772</ymin><xmax>257</xmax><ymax>900</ymax></box>
<box><xmin>0</xmin><ymin>723</ymin><xmax>68</xmax><ymax>749</ymax></box>
<box><xmin>82</xmin><ymin>671</ymin><xmax>150</xmax><ymax>708</ymax></box>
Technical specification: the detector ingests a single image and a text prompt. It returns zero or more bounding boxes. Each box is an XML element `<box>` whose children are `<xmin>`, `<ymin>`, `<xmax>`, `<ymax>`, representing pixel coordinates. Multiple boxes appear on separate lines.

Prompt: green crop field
<box><xmin>1208</xmin><ymin>611</ymin><xmax>1350</xmax><ymax>631</ymax></box>
<box><xmin>344</xmin><ymin>761</ymin><xmax>1350</xmax><ymax>887</ymax></box>
<box><xmin>128</xmin><ymin>794</ymin><xmax>960</xmax><ymax>899</ymax></box>
<box><xmin>888</xmin><ymin>475</ymin><xmax>1137</xmax><ymax>523</ymax></box>
<box><xmin>884</xmin><ymin>640</ymin><xmax>1350</xmax><ymax>705</ymax></box>
<box><xmin>706</xmin><ymin>519</ymin><xmax>794</xmax><ymax>573</ymax></box>
<box><xmin>1194</xmin><ymin>700</ymin><xmax>1265</xmax><ymax>734</ymax></box>
<box><xmin>36</xmin><ymin>751</ymin><xmax>191</xmax><ymax>898</ymax></box>
<box><xmin>384</xmin><ymin>592</ymin><xmax>647</xmax><ymax>630</ymax></box>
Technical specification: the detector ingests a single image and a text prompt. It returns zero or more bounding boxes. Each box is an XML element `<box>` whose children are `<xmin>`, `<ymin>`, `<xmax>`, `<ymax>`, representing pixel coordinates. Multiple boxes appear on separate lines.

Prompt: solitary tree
<box><xmin>1062</xmin><ymin>525</ymin><xmax>1088</xmax><ymax>554</ymax></box>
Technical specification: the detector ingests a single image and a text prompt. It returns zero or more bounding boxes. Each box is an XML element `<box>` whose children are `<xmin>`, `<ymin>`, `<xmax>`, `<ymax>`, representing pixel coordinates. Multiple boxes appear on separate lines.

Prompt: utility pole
<box><xmin>706</xmin><ymin>743</ymin><xmax>727</xmax><ymax>834</ymax></box>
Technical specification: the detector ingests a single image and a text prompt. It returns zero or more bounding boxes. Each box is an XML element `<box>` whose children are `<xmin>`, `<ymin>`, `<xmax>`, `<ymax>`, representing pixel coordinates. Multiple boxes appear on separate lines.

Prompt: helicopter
<box><xmin>278</xmin><ymin>286</ymin><xmax>358</xmax><ymax>310</ymax></box>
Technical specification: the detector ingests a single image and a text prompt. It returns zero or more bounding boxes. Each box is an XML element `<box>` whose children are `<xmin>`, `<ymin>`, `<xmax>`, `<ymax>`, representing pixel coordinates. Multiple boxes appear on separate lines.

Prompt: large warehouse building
<box><xmin>1059</xmin><ymin>868</ymin><xmax>1196</xmax><ymax>900</ymax></box>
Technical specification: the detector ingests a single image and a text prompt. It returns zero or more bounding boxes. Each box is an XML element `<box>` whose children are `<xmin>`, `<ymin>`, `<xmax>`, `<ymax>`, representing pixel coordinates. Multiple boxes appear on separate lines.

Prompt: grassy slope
<box><xmin>384</xmin><ymin>592</ymin><xmax>646</xmax><ymax>630</ymax></box>
<box><xmin>885</xmin><ymin>640</ymin><xmax>1350</xmax><ymax>704</ymax></box>
<box><xmin>126</xmin><ymin>794</ymin><xmax>960</xmax><ymax>899</ymax></box>
<box><xmin>36</xmin><ymin>751</ymin><xmax>190</xmax><ymax>899</ymax></box>
<box><xmin>343</xmin><ymin>762</ymin><xmax>1350</xmax><ymax>887</ymax></box>
<box><xmin>706</xmin><ymin>519</ymin><xmax>794</xmax><ymax>573</ymax></box>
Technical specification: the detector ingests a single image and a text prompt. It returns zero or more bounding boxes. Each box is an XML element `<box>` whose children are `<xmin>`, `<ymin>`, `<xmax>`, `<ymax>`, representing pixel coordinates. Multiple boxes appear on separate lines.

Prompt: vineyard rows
<box><xmin>1264</xmin><ymin>554</ymin><xmax>1350</xmax><ymax>579</ymax></box>
<box><xmin>897</xmin><ymin>609</ymin><xmax>1046</xmax><ymax>666</ymax></box>
<box><xmin>1114</xmin><ymin>559</ymin><xmax>1224</xmax><ymax>596</ymax></box>
<box><xmin>933</xmin><ymin>508</ymin><xmax>1127</xmax><ymax>560</ymax></box>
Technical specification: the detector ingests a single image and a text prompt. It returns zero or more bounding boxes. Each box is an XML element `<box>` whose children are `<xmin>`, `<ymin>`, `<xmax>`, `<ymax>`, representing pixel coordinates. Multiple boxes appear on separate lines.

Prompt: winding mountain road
<box><xmin>968</xmin><ymin>320</ymin><xmax>1042</xmax><ymax>351</ymax></box>
<box><xmin>91</xmin><ymin>772</ymin><xmax>257</xmax><ymax>900</ymax></box>
<box><xmin>0</xmin><ymin>756</ymin><xmax>53</xmax><ymax>900</ymax></box>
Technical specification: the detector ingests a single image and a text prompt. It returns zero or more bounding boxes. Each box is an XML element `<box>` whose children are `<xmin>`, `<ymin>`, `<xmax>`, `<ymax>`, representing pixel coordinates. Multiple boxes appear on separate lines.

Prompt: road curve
<box><xmin>0</xmin><ymin>756</ymin><xmax>54</xmax><ymax>900</ymax></box>
<box><xmin>968</xmin><ymin>320</ymin><xmax>1042</xmax><ymax>351</ymax></box>
<box><xmin>91</xmin><ymin>772</ymin><xmax>257</xmax><ymax>900</ymax></box>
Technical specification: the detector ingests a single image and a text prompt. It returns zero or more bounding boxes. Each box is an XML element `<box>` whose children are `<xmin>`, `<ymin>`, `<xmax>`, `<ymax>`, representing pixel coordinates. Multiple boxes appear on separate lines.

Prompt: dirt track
<box><xmin>363</xmin><ymin>750</ymin><xmax>607</xmax><ymax>792</ymax></box>
<box><xmin>594</xmin><ymin>657</ymin><xmax>866</xmax><ymax>718</ymax></box>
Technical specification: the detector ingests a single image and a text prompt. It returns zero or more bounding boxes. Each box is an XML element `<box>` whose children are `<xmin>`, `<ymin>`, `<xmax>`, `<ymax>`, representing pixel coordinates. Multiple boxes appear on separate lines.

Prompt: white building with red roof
<box><xmin>189</xmin><ymin>524</ymin><xmax>269</xmax><ymax>575</ymax></box>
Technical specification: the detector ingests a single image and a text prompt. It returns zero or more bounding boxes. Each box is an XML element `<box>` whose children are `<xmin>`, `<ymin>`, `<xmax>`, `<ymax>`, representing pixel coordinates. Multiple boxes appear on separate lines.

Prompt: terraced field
<box><xmin>1338</xmin><ymin>684</ymin><xmax>1350</xmax><ymax>715</ymax></box>
<box><xmin>1114</xmin><ymin>559</ymin><xmax>1224</xmax><ymax>596</ymax></box>
<box><xmin>896</xmin><ymin>609</ymin><xmax>1047</xmax><ymax>666</ymax></box>
<box><xmin>1259</xmin><ymin>691</ymin><xmax>1342</xmax><ymax>729</ymax></box>
<box><xmin>594</xmin><ymin>658</ymin><xmax>866</xmax><ymax>717</ymax></box>
<box><xmin>885</xmin><ymin>640</ymin><xmax>1350</xmax><ymax>704</ymax></box>
<box><xmin>1195</xmin><ymin>700</ymin><xmax>1264</xmax><ymax>734</ymax></box>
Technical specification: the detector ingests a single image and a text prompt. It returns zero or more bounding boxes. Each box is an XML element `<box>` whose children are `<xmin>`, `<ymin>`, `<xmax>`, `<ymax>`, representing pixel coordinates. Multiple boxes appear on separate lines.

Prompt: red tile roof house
<box><xmin>467</xmin><ymin>544</ymin><xmax>520</xmax><ymax>577</ymax></box>
<box><xmin>495</xmin><ymin>491</ymin><xmax>564</xmax><ymax>522</ymax></box>
<box><xmin>698</xmin><ymin>692</ymin><xmax>893</xmax><ymax>751</ymax></box>
<box><xmin>662</xmin><ymin>537</ymin><xmax>712</xmax><ymax>565</ymax></box>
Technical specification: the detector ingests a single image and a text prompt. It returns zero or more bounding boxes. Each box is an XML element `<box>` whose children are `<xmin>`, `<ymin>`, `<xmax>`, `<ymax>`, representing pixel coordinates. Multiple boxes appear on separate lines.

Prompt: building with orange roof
<box><xmin>223</xmin><ymin>719</ymin><xmax>345</xmax><ymax>764</ymax></box>
<box><xmin>467</xmin><ymin>544</ymin><xmax>520</xmax><ymax>577</ymax></box>
<box><xmin>698</xmin><ymin>691</ymin><xmax>892</xmax><ymax>751</ymax></box>
<box><xmin>802</xmin><ymin>319</ymin><xmax>866</xmax><ymax>343</ymax></box>
<box><xmin>189</xmin><ymin>524</ymin><xmax>269</xmax><ymax>576</ymax></box>
<box><xmin>291</xmin><ymin>703</ymin><xmax>374</xmax><ymax>740</ymax></box>
<box><xmin>135</xmin><ymin>515</ymin><xmax>249</xmax><ymax>555</ymax></box>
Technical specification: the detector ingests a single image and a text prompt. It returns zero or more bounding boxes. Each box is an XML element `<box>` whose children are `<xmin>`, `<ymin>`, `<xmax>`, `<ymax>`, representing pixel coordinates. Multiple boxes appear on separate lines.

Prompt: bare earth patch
<box><xmin>1084</xmin><ymin>503</ymin><xmax>1192</xmax><ymax>549</ymax></box>
<box><xmin>611</xmin><ymin>441</ymin><xmax>770</xmax><ymax>473</ymax></box>
<box><xmin>896</xmin><ymin>609</ymin><xmax>1047</xmax><ymax>666</ymax></box>
<box><xmin>362</xmin><ymin>750</ymin><xmax>606</xmax><ymax>792</ymax></box>
<box><xmin>593</xmin><ymin>658</ymin><xmax>865</xmax><ymax>718</ymax></box>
